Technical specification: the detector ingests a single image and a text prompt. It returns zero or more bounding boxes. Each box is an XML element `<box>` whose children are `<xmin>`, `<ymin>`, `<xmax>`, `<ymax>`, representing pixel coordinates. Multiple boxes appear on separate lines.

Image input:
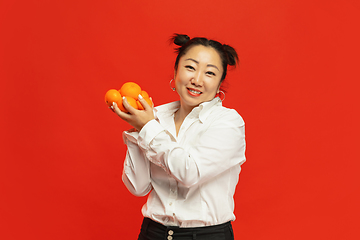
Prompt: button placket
<box><xmin>169</xmin><ymin>188</ymin><xmax>177</xmax><ymax>197</ymax></box>
<box><xmin>167</xmin><ymin>229</ymin><xmax>174</xmax><ymax>240</ymax></box>
<box><xmin>166</xmin><ymin>179</ymin><xmax>177</xmax><ymax>217</ymax></box>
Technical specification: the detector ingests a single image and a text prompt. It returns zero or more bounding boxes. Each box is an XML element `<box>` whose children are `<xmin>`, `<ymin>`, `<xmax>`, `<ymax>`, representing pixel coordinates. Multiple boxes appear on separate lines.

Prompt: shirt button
<box><xmin>169</xmin><ymin>202</ymin><xmax>172</xmax><ymax>206</ymax></box>
<box><xmin>168</xmin><ymin>230</ymin><xmax>174</xmax><ymax>235</ymax></box>
<box><xmin>167</xmin><ymin>236</ymin><xmax>173</xmax><ymax>240</ymax></box>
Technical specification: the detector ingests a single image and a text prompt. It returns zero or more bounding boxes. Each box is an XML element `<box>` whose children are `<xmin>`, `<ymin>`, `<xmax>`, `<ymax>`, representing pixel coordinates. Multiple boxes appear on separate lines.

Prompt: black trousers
<box><xmin>138</xmin><ymin>218</ymin><xmax>235</xmax><ymax>240</ymax></box>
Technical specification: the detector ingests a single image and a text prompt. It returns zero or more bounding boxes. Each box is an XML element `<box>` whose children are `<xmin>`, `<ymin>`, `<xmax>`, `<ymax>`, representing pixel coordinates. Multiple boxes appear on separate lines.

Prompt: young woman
<box><xmin>112</xmin><ymin>34</ymin><xmax>246</xmax><ymax>240</ymax></box>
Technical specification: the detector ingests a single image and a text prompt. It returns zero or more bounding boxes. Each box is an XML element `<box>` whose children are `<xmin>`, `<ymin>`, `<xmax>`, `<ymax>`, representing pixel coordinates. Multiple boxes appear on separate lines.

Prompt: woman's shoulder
<box><xmin>205</xmin><ymin>102</ymin><xmax>245</xmax><ymax>127</ymax></box>
<box><xmin>154</xmin><ymin>100</ymin><xmax>180</xmax><ymax>112</ymax></box>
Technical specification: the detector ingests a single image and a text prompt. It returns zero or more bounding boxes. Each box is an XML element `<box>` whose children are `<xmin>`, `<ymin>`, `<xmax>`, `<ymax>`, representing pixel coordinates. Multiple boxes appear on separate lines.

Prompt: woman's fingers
<box><xmin>111</xmin><ymin>96</ymin><xmax>155</xmax><ymax>131</ymax></box>
<box><xmin>137</xmin><ymin>94</ymin><xmax>152</xmax><ymax>111</ymax></box>
<box><xmin>112</xmin><ymin>102</ymin><xmax>120</xmax><ymax>114</ymax></box>
<box><xmin>122</xmin><ymin>97</ymin><xmax>138</xmax><ymax>115</ymax></box>
<box><xmin>113</xmin><ymin>95</ymin><xmax>152</xmax><ymax>115</ymax></box>
<box><xmin>112</xmin><ymin>102</ymin><xmax>131</xmax><ymax>120</ymax></box>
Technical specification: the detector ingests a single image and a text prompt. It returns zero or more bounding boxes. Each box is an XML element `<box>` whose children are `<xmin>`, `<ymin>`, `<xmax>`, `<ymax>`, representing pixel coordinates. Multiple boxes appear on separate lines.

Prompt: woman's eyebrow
<box><xmin>185</xmin><ymin>58</ymin><xmax>199</xmax><ymax>64</ymax></box>
<box><xmin>207</xmin><ymin>64</ymin><xmax>219</xmax><ymax>71</ymax></box>
<box><xmin>185</xmin><ymin>58</ymin><xmax>219</xmax><ymax>71</ymax></box>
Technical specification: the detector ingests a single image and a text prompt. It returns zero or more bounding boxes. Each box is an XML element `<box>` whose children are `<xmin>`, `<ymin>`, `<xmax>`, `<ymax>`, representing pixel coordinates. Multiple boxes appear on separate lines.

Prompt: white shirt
<box><xmin>122</xmin><ymin>97</ymin><xmax>246</xmax><ymax>227</ymax></box>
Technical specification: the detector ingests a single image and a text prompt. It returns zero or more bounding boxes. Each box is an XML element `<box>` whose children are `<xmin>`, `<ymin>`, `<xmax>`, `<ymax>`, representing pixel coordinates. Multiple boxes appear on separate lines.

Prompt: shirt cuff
<box><xmin>138</xmin><ymin>119</ymin><xmax>164</xmax><ymax>150</ymax></box>
<box><xmin>122</xmin><ymin>128</ymin><xmax>139</xmax><ymax>144</ymax></box>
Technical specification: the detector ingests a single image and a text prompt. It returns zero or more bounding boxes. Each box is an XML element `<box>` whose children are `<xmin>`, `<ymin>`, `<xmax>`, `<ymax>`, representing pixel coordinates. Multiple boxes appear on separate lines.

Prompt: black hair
<box><xmin>171</xmin><ymin>34</ymin><xmax>239</xmax><ymax>82</ymax></box>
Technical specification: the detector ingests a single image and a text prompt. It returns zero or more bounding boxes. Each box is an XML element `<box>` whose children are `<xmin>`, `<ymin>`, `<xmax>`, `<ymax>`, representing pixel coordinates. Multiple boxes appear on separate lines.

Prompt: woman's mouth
<box><xmin>187</xmin><ymin>88</ymin><xmax>202</xmax><ymax>96</ymax></box>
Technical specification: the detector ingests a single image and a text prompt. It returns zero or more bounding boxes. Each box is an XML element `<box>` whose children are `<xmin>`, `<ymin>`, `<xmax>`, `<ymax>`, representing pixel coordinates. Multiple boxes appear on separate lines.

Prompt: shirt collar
<box><xmin>198</xmin><ymin>97</ymin><xmax>222</xmax><ymax>123</ymax></box>
<box><xmin>154</xmin><ymin>97</ymin><xmax>222</xmax><ymax>123</ymax></box>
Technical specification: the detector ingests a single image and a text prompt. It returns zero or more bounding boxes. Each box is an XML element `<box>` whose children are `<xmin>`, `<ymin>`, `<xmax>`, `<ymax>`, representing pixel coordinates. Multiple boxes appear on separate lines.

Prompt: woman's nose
<box><xmin>191</xmin><ymin>73</ymin><xmax>203</xmax><ymax>86</ymax></box>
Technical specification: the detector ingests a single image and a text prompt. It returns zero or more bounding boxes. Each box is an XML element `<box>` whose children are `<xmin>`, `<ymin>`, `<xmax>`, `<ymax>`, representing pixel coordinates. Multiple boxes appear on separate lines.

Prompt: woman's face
<box><xmin>174</xmin><ymin>45</ymin><xmax>223</xmax><ymax>111</ymax></box>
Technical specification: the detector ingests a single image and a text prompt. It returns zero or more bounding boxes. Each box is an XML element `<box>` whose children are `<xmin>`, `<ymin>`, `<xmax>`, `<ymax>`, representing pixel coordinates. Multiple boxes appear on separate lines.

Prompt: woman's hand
<box><xmin>112</xmin><ymin>95</ymin><xmax>155</xmax><ymax>131</ymax></box>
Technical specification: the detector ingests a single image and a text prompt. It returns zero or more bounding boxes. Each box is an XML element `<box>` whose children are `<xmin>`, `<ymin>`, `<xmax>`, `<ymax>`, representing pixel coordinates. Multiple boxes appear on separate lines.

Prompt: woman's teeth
<box><xmin>188</xmin><ymin>89</ymin><xmax>202</xmax><ymax>94</ymax></box>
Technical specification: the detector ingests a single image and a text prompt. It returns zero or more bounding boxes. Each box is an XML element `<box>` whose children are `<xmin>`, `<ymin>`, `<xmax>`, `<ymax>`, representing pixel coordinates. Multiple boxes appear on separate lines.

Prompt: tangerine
<box><xmin>140</xmin><ymin>90</ymin><xmax>149</xmax><ymax>98</ymax></box>
<box><xmin>136</xmin><ymin>97</ymin><xmax>153</xmax><ymax>110</ymax></box>
<box><xmin>105</xmin><ymin>89</ymin><xmax>121</xmax><ymax>107</ymax></box>
<box><xmin>120</xmin><ymin>82</ymin><xmax>142</xmax><ymax>100</ymax></box>
<box><xmin>116</xmin><ymin>96</ymin><xmax>138</xmax><ymax>113</ymax></box>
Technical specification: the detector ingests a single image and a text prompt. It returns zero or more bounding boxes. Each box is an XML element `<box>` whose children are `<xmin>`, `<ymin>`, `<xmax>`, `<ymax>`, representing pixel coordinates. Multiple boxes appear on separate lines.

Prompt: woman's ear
<box><xmin>216</xmin><ymin>83</ymin><xmax>222</xmax><ymax>93</ymax></box>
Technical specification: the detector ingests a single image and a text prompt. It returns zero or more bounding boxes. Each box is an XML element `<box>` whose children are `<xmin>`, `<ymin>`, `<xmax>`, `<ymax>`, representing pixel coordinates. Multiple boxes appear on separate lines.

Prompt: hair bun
<box><xmin>223</xmin><ymin>44</ymin><xmax>239</xmax><ymax>66</ymax></box>
<box><xmin>172</xmin><ymin>34</ymin><xmax>190</xmax><ymax>46</ymax></box>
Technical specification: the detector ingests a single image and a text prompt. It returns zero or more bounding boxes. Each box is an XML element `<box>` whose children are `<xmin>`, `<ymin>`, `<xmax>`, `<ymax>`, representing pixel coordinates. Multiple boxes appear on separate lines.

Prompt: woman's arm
<box><xmin>137</xmin><ymin>109</ymin><xmax>246</xmax><ymax>188</ymax></box>
<box><xmin>122</xmin><ymin>130</ymin><xmax>152</xmax><ymax>196</ymax></box>
<box><xmin>113</xmin><ymin>97</ymin><xmax>245</xmax><ymax>188</ymax></box>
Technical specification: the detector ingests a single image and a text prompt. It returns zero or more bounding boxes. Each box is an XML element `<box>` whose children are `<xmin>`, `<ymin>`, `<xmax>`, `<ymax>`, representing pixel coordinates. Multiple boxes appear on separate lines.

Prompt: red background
<box><xmin>1</xmin><ymin>0</ymin><xmax>359</xmax><ymax>239</ymax></box>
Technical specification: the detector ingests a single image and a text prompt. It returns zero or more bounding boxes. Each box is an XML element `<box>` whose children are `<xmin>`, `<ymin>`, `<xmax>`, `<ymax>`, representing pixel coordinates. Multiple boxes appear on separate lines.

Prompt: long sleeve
<box><xmin>137</xmin><ymin>109</ymin><xmax>246</xmax><ymax>188</ymax></box>
<box><xmin>122</xmin><ymin>130</ymin><xmax>152</xmax><ymax>196</ymax></box>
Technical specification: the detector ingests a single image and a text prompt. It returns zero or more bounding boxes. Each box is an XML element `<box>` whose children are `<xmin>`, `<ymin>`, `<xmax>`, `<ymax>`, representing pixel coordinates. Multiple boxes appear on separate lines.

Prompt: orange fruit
<box><xmin>105</xmin><ymin>89</ymin><xmax>121</xmax><ymax>107</ymax></box>
<box><xmin>136</xmin><ymin>97</ymin><xmax>153</xmax><ymax>110</ymax></box>
<box><xmin>115</xmin><ymin>98</ymin><xmax>126</xmax><ymax>112</ymax></box>
<box><xmin>120</xmin><ymin>82</ymin><xmax>142</xmax><ymax>100</ymax></box>
<box><xmin>116</xmin><ymin>96</ymin><xmax>138</xmax><ymax>113</ymax></box>
<box><xmin>140</xmin><ymin>90</ymin><xmax>149</xmax><ymax>98</ymax></box>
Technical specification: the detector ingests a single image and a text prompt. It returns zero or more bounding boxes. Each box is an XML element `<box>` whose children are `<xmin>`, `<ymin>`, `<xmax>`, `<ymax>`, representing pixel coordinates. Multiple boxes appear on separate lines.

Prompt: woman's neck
<box><xmin>174</xmin><ymin>105</ymin><xmax>195</xmax><ymax>136</ymax></box>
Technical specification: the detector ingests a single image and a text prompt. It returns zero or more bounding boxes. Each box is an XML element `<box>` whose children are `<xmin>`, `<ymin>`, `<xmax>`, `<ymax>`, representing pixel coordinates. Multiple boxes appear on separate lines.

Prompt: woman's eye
<box><xmin>185</xmin><ymin>65</ymin><xmax>195</xmax><ymax>70</ymax></box>
<box><xmin>206</xmin><ymin>71</ymin><xmax>216</xmax><ymax>76</ymax></box>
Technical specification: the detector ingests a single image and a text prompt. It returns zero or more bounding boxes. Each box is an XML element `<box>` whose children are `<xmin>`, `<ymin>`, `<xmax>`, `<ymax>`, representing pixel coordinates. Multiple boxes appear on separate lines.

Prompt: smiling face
<box><xmin>174</xmin><ymin>45</ymin><xmax>224</xmax><ymax>113</ymax></box>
